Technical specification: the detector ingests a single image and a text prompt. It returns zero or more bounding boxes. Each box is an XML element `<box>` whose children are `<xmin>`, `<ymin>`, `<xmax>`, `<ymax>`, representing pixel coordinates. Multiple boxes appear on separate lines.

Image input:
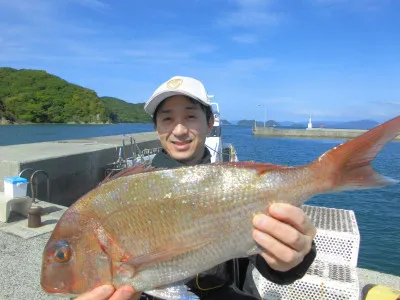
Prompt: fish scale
<box><xmin>85</xmin><ymin>166</ymin><xmax>266</xmax><ymax>290</ymax></box>
<box><xmin>117</xmin><ymin>167</ymin><xmax>274</xmax><ymax>291</ymax></box>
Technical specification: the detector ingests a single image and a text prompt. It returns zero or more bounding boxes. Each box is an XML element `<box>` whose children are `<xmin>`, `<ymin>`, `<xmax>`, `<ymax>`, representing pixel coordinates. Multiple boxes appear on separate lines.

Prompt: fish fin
<box><xmin>213</xmin><ymin>161</ymin><xmax>292</xmax><ymax>175</ymax></box>
<box><xmin>114</xmin><ymin>262</ymin><xmax>136</xmax><ymax>281</ymax></box>
<box><xmin>246</xmin><ymin>243</ymin><xmax>263</xmax><ymax>256</ymax></box>
<box><xmin>100</xmin><ymin>163</ymin><xmax>156</xmax><ymax>185</ymax></box>
<box><xmin>95</xmin><ymin>225</ymin><xmax>134</xmax><ymax>268</ymax></box>
<box><xmin>129</xmin><ymin>238</ymin><xmax>214</xmax><ymax>271</ymax></box>
<box><xmin>144</xmin><ymin>284</ymin><xmax>199</xmax><ymax>300</ymax></box>
<box><xmin>314</xmin><ymin>115</ymin><xmax>400</xmax><ymax>192</ymax></box>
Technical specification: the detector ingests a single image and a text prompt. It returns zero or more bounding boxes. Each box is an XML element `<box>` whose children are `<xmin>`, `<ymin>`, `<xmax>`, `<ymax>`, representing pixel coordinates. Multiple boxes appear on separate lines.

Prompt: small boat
<box><xmin>205</xmin><ymin>101</ymin><xmax>238</xmax><ymax>163</ymax></box>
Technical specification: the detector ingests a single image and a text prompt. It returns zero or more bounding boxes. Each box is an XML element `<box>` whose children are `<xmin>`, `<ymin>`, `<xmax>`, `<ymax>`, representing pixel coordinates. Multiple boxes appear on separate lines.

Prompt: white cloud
<box><xmin>388</xmin><ymin>101</ymin><xmax>400</xmax><ymax>105</ymax></box>
<box><xmin>311</xmin><ymin>0</ymin><xmax>348</xmax><ymax>4</ymax></box>
<box><xmin>233</xmin><ymin>0</ymin><xmax>275</xmax><ymax>10</ymax></box>
<box><xmin>0</xmin><ymin>0</ymin><xmax>217</xmax><ymax>67</ymax></box>
<box><xmin>372</xmin><ymin>100</ymin><xmax>400</xmax><ymax>106</ymax></box>
<box><xmin>216</xmin><ymin>0</ymin><xmax>280</xmax><ymax>46</ymax></box>
<box><xmin>235</xmin><ymin>0</ymin><xmax>273</xmax><ymax>7</ymax></box>
<box><xmin>74</xmin><ymin>0</ymin><xmax>108</xmax><ymax>9</ymax></box>
<box><xmin>0</xmin><ymin>0</ymin><xmax>52</xmax><ymax>14</ymax></box>
<box><xmin>217</xmin><ymin>0</ymin><xmax>280</xmax><ymax>28</ymax></box>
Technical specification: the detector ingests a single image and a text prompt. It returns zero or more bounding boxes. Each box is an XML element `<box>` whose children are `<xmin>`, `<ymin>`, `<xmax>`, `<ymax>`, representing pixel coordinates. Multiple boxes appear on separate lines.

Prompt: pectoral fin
<box><xmin>247</xmin><ymin>243</ymin><xmax>264</xmax><ymax>256</ymax></box>
<box><xmin>129</xmin><ymin>238</ymin><xmax>215</xmax><ymax>271</ymax></box>
<box><xmin>93</xmin><ymin>223</ymin><xmax>138</xmax><ymax>283</ymax></box>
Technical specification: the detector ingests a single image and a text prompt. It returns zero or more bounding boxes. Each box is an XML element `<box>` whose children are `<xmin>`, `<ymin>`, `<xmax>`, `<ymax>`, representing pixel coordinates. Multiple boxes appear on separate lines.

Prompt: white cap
<box><xmin>144</xmin><ymin>76</ymin><xmax>211</xmax><ymax>116</ymax></box>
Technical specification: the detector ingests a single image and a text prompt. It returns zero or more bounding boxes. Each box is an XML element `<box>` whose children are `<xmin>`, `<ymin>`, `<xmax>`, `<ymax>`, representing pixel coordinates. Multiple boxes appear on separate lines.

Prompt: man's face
<box><xmin>155</xmin><ymin>95</ymin><xmax>213</xmax><ymax>165</ymax></box>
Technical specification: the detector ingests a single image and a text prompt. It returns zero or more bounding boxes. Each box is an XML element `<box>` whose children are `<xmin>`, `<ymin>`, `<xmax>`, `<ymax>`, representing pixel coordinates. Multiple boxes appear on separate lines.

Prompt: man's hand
<box><xmin>75</xmin><ymin>285</ymin><xmax>141</xmax><ymax>300</ymax></box>
<box><xmin>252</xmin><ymin>203</ymin><xmax>317</xmax><ymax>272</ymax></box>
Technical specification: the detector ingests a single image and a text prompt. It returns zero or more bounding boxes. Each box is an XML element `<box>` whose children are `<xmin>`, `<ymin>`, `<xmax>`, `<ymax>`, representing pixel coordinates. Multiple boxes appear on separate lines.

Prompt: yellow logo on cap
<box><xmin>166</xmin><ymin>78</ymin><xmax>183</xmax><ymax>89</ymax></box>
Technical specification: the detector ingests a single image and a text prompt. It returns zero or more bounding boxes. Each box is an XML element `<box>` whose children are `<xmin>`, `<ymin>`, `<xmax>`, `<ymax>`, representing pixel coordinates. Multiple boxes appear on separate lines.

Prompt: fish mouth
<box><xmin>41</xmin><ymin>283</ymin><xmax>70</xmax><ymax>294</ymax></box>
<box><xmin>41</xmin><ymin>277</ymin><xmax>78</xmax><ymax>295</ymax></box>
<box><xmin>41</xmin><ymin>283</ymin><xmax>80</xmax><ymax>297</ymax></box>
<box><xmin>46</xmin><ymin>291</ymin><xmax>77</xmax><ymax>298</ymax></box>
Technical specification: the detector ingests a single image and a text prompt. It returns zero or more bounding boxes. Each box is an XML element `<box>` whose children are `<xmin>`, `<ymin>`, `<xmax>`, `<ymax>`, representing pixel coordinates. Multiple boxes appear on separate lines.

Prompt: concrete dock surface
<box><xmin>0</xmin><ymin>200</ymin><xmax>67</xmax><ymax>300</ymax></box>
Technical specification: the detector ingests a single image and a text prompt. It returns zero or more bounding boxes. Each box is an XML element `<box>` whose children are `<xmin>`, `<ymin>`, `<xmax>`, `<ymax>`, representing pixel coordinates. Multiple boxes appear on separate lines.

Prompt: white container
<box><xmin>4</xmin><ymin>176</ymin><xmax>29</xmax><ymax>199</ymax></box>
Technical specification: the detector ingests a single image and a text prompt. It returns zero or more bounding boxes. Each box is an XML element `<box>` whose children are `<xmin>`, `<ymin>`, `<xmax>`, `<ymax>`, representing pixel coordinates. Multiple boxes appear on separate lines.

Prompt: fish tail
<box><xmin>314</xmin><ymin>115</ymin><xmax>400</xmax><ymax>192</ymax></box>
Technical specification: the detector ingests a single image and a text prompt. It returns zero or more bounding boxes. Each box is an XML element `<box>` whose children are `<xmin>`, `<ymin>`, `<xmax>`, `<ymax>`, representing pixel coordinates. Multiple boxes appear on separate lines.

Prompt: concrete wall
<box><xmin>253</xmin><ymin>127</ymin><xmax>400</xmax><ymax>140</ymax></box>
<box><xmin>0</xmin><ymin>132</ymin><xmax>160</xmax><ymax>206</ymax></box>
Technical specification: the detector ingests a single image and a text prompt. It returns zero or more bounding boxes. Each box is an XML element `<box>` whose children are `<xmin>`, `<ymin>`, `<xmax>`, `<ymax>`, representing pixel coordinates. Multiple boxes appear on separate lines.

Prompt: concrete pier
<box><xmin>0</xmin><ymin>132</ymin><xmax>160</xmax><ymax>207</ymax></box>
<box><xmin>253</xmin><ymin>127</ymin><xmax>400</xmax><ymax>140</ymax></box>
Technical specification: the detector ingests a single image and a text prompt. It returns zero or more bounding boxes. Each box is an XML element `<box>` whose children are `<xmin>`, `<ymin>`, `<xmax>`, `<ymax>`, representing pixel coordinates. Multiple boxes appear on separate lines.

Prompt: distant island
<box><xmin>237</xmin><ymin>119</ymin><xmax>380</xmax><ymax>130</ymax></box>
<box><xmin>238</xmin><ymin>120</ymin><xmax>279</xmax><ymax>127</ymax></box>
<box><xmin>315</xmin><ymin>120</ymin><xmax>379</xmax><ymax>130</ymax></box>
<box><xmin>0</xmin><ymin>67</ymin><xmax>152</xmax><ymax>124</ymax></box>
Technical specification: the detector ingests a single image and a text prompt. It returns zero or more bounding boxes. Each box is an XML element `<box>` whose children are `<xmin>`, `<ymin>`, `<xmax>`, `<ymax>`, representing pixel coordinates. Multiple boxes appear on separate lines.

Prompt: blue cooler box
<box><xmin>4</xmin><ymin>176</ymin><xmax>29</xmax><ymax>199</ymax></box>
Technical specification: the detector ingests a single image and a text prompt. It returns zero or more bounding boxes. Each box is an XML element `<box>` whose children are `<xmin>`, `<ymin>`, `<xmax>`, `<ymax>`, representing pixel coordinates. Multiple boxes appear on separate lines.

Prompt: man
<box><xmin>77</xmin><ymin>76</ymin><xmax>317</xmax><ymax>300</ymax></box>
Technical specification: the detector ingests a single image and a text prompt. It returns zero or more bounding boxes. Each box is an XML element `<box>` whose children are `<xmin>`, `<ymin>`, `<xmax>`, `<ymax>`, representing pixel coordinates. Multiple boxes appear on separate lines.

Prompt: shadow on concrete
<box><xmin>7</xmin><ymin>212</ymin><xmax>26</xmax><ymax>223</ymax></box>
<box><xmin>42</xmin><ymin>206</ymin><xmax>63</xmax><ymax>215</ymax></box>
<box><xmin>41</xmin><ymin>219</ymin><xmax>59</xmax><ymax>226</ymax></box>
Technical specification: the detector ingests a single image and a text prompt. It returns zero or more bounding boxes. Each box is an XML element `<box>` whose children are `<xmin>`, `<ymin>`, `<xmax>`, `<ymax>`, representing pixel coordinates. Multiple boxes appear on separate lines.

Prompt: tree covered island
<box><xmin>0</xmin><ymin>67</ymin><xmax>152</xmax><ymax>124</ymax></box>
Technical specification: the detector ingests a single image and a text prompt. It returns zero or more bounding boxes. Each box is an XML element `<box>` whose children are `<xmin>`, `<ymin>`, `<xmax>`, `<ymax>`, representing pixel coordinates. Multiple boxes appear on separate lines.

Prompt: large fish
<box><xmin>41</xmin><ymin>116</ymin><xmax>400</xmax><ymax>299</ymax></box>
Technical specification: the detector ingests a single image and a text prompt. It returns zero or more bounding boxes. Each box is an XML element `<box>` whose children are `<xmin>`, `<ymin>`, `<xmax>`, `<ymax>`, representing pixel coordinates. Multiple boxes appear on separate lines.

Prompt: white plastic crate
<box><xmin>253</xmin><ymin>261</ymin><xmax>360</xmax><ymax>300</ymax></box>
<box><xmin>252</xmin><ymin>205</ymin><xmax>361</xmax><ymax>300</ymax></box>
<box><xmin>302</xmin><ymin>205</ymin><xmax>360</xmax><ymax>267</ymax></box>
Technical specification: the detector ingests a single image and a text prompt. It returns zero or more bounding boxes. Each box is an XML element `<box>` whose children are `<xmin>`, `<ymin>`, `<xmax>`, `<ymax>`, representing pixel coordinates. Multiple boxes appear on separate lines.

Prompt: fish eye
<box><xmin>53</xmin><ymin>242</ymin><xmax>72</xmax><ymax>263</ymax></box>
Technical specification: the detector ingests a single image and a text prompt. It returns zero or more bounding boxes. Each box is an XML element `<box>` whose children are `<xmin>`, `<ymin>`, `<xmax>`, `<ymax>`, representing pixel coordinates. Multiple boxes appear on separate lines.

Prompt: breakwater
<box><xmin>253</xmin><ymin>126</ymin><xmax>400</xmax><ymax>140</ymax></box>
<box><xmin>0</xmin><ymin>132</ymin><xmax>160</xmax><ymax>207</ymax></box>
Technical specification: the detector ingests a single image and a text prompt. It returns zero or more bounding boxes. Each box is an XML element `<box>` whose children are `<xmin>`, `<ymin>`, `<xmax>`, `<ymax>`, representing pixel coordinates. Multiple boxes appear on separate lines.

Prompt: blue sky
<box><xmin>1</xmin><ymin>0</ymin><xmax>399</xmax><ymax>123</ymax></box>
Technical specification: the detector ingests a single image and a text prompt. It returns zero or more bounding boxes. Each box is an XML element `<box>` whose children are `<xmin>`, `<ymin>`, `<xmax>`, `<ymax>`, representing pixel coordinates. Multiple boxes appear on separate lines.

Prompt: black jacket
<box><xmin>148</xmin><ymin>149</ymin><xmax>317</xmax><ymax>299</ymax></box>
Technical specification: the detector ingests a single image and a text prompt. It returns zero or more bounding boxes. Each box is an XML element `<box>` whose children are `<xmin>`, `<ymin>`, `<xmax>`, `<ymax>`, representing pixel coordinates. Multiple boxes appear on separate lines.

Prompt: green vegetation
<box><xmin>101</xmin><ymin>96</ymin><xmax>151</xmax><ymax>123</ymax></box>
<box><xmin>0</xmin><ymin>67</ymin><xmax>151</xmax><ymax>124</ymax></box>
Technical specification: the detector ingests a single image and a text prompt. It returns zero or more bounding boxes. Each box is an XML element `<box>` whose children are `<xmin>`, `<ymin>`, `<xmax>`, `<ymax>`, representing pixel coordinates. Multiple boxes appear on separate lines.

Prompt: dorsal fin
<box><xmin>100</xmin><ymin>163</ymin><xmax>156</xmax><ymax>185</ymax></box>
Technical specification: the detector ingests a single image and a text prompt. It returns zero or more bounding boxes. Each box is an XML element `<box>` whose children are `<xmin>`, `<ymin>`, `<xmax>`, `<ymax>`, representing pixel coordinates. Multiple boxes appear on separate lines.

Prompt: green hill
<box><xmin>101</xmin><ymin>96</ymin><xmax>151</xmax><ymax>123</ymax></box>
<box><xmin>0</xmin><ymin>67</ymin><xmax>151</xmax><ymax>124</ymax></box>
